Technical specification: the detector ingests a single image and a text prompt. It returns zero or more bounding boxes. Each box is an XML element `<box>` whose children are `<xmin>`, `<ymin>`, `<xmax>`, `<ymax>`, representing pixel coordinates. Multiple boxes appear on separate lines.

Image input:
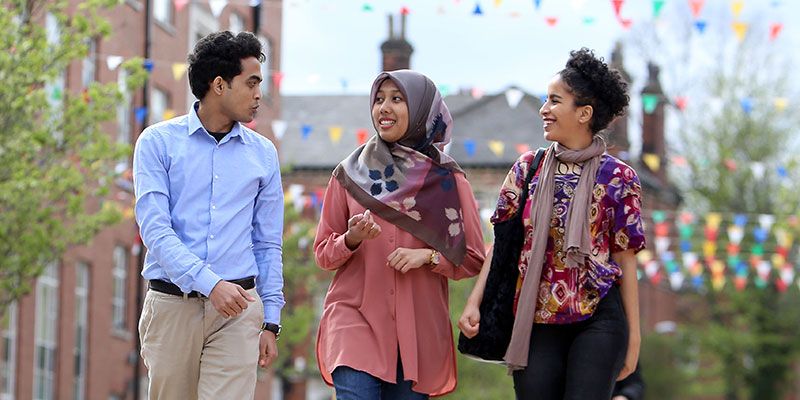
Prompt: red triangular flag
<box><xmin>545</xmin><ymin>16</ymin><xmax>558</xmax><ymax>26</ymax></box>
<box><xmin>611</xmin><ymin>0</ymin><xmax>624</xmax><ymax>16</ymax></box>
<box><xmin>770</xmin><ymin>22</ymin><xmax>783</xmax><ymax>41</ymax></box>
<box><xmin>356</xmin><ymin>128</ymin><xmax>369</xmax><ymax>145</ymax></box>
<box><xmin>689</xmin><ymin>0</ymin><xmax>704</xmax><ymax>18</ymax></box>
<box><xmin>272</xmin><ymin>72</ymin><xmax>284</xmax><ymax>91</ymax></box>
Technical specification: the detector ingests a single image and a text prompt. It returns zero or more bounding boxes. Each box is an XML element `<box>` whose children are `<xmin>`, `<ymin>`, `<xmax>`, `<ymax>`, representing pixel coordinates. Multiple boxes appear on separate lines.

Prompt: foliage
<box><xmin>0</xmin><ymin>0</ymin><xmax>146</xmax><ymax>314</ymax></box>
<box><xmin>626</xmin><ymin>2</ymin><xmax>800</xmax><ymax>398</ymax></box>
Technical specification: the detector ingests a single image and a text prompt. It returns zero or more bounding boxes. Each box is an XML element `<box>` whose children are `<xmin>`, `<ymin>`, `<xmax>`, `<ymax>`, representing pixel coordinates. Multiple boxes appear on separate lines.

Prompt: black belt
<box><xmin>148</xmin><ymin>276</ymin><xmax>255</xmax><ymax>298</ymax></box>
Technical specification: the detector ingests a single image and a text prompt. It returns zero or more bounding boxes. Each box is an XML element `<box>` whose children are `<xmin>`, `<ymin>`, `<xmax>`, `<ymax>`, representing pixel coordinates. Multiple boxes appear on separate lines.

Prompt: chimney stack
<box><xmin>380</xmin><ymin>14</ymin><xmax>414</xmax><ymax>71</ymax></box>
<box><xmin>606</xmin><ymin>42</ymin><xmax>631</xmax><ymax>159</ymax></box>
<box><xmin>641</xmin><ymin>62</ymin><xmax>667</xmax><ymax>181</ymax></box>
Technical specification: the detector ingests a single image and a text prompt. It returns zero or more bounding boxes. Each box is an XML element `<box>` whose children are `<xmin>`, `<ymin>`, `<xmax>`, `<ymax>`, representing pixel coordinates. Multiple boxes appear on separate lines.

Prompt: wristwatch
<box><xmin>261</xmin><ymin>322</ymin><xmax>281</xmax><ymax>340</ymax></box>
<box><xmin>428</xmin><ymin>249</ymin><xmax>441</xmax><ymax>265</ymax></box>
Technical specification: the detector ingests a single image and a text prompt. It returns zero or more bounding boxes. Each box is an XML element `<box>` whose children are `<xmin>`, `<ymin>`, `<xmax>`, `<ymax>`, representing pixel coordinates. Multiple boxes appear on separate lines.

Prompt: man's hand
<box><xmin>259</xmin><ymin>330</ymin><xmax>278</xmax><ymax>368</ymax></box>
<box><xmin>387</xmin><ymin>248</ymin><xmax>432</xmax><ymax>273</ymax></box>
<box><xmin>208</xmin><ymin>280</ymin><xmax>255</xmax><ymax>318</ymax></box>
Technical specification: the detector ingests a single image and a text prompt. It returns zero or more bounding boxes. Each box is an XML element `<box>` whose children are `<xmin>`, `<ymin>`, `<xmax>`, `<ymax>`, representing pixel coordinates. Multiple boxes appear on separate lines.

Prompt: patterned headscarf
<box><xmin>333</xmin><ymin>70</ymin><xmax>467</xmax><ymax>264</ymax></box>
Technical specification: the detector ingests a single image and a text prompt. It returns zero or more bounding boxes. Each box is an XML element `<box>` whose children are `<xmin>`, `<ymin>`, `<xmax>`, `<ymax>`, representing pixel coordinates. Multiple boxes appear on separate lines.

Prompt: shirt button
<box><xmin>389</xmin><ymin>289</ymin><xmax>394</xmax><ymax>295</ymax></box>
<box><xmin>211</xmin><ymin>205</ymin><xmax>216</xmax><ymax>210</ymax></box>
<box><xmin>209</xmin><ymin>235</ymin><xmax>215</xmax><ymax>239</ymax></box>
<box><xmin>214</xmin><ymin>175</ymin><xmax>219</xmax><ymax>180</ymax></box>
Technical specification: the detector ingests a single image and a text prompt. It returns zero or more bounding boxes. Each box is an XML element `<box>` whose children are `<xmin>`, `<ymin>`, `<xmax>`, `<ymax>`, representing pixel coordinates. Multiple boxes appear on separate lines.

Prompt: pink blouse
<box><xmin>314</xmin><ymin>173</ymin><xmax>485</xmax><ymax>396</ymax></box>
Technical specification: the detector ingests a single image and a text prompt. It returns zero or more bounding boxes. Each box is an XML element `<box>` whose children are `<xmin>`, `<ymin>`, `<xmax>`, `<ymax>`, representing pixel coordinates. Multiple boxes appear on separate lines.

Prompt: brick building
<box><xmin>0</xmin><ymin>1</ymin><xmax>283</xmax><ymax>399</ymax></box>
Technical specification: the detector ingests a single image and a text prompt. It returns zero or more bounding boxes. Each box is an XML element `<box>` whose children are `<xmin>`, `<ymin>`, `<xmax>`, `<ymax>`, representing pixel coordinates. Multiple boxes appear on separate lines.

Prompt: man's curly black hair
<box><xmin>187</xmin><ymin>31</ymin><xmax>266</xmax><ymax>100</ymax></box>
<box><xmin>559</xmin><ymin>48</ymin><xmax>629</xmax><ymax>134</ymax></box>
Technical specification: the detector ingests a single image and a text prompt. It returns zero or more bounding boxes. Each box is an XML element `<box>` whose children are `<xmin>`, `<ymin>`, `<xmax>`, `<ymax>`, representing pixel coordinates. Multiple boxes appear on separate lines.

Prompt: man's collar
<box><xmin>188</xmin><ymin>101</ymin><xmax>248</xmax><ymax>144</ymax></box>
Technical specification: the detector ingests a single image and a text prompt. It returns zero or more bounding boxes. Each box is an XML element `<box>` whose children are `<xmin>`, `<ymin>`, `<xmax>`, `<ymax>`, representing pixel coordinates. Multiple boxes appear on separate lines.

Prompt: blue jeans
<box><xmin>331</xmin><ymin>358</ymin><xmax>429</xmax><ymax>400</ymax></box>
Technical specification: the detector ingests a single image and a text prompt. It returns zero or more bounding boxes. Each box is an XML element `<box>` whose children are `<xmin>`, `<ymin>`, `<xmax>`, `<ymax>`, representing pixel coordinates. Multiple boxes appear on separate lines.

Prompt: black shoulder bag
<box><xmin>457</xmin><ymin>148</ymin><xmax>545</xmax><ymax>362</ymax></box>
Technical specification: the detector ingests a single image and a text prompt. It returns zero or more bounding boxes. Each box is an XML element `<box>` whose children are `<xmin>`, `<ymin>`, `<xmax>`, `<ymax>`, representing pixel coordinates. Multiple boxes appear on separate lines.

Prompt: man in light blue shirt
<box><xmin>134</xmin><ymin>31</ymin><xmax>284</xmax><ymax>400</ymax></box>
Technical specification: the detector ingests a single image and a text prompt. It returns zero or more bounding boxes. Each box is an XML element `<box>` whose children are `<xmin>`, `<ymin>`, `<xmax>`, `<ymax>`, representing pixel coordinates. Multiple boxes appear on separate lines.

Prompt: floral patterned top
<box><xmin>492</xmin><ymin>150</ymin><xmax>646</xmax><ymax>324</ymax></box>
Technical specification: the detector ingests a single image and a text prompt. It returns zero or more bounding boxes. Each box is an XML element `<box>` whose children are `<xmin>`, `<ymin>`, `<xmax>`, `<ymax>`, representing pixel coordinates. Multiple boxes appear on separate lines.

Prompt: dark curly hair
<box><xmin>188</xmin><ymin>31</ymin><xmax>266</xmax><ymax>100</ymax></box>
<box><xmin>559</xmin><ymin>48</ymin><xmax>629</xmax><ymax>134</ymax></box>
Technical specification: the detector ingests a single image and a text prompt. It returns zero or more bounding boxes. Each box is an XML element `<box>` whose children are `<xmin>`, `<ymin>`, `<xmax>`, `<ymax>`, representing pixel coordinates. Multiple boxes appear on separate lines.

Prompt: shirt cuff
<box><xmin>333</xmin><ymin>234</ymin><xmax>356</xmax><ymax>259</ymax></box>
<box><xmin>263</xmin><ymin>305</ymin><xmax>282</xmax><ymax>325</ymax></box>
<box><xmin>194</xmin><ymin>266</ymin><xmax>222</xmax><ymax>297</ymax></box>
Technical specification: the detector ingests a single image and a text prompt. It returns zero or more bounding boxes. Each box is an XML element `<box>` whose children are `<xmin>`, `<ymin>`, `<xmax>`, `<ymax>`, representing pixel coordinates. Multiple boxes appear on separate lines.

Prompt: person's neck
<box><xmin>559</xmin><ymin>132</ymin><xmax>593</xmax><ymax>150</ymax></box>
<box><xmin>197</xmin><ymin>102</ymin><xmax>234</xmax><ymax>133</ymax></box>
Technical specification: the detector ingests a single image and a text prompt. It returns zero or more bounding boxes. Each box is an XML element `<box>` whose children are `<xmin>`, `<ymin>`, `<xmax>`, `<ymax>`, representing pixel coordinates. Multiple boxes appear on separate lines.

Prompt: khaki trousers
<box><xmin>138</xmin><ymin>288</ymin><xmax>263</xmax><ymax>400</ymax></box>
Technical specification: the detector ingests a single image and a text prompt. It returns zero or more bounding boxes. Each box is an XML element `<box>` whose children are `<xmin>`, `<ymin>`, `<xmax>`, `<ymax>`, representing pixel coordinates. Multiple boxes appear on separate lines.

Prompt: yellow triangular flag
<box><xmin>774</xmin><ymin>97</ymin><xmax>788</xmax><ymax>112</ymax></box>
<box><xmin>706</xmin><ymin>212</ymin><xmax>723</xmax><ymax>230</ymax></box>
<box><xmin>732</xmin><ymin>21</ymin><xmax>748</xmax><ymax>42</ymax></box>
<box><xmin>172</xmin><ymin>63</ymin><xmax>188</xmax><ymax>81</ymax></box>
<box><xmin>642</xmin><ymin>153</ymin><xmax>661</xmax><ymax>171</ymax></box>
<box><xmin>488</xmin><ymin>140</ymin><xmax>505</xmax><ymax>157</ymax></box>
<box><xmin>703</xmin><ymin>242</ymin><xmax>717</xmax><ymax>258</ymax></box>
<box><xmin>731</xmin><ymin>0</ymin><xmax>744</xmax><ymax>18</ymax></box>
<box><xmin>494</xmin><ymin>0</ymin><xmax>503</xmax><ymax>6</ymax></box>
<box><xmin>162</xmin><ymin>109</ymin><xmax>176</xmax><ymax>120</ymax></box>
<box><xmin>329</xmin><ymin>126</ymin><xmax>343</xmax><ymax>144</ymax></box>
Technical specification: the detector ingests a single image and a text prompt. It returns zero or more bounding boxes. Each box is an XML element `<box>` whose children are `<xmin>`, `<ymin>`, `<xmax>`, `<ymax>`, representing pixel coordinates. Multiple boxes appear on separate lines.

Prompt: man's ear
<box><xmin>212</xmin><ymin>76</ymin><xmax>226</xmax><ymax>95</ymax></box>
<box><xmin>578</xmin><ymin>105</ymin><xmax>593</xmax><ymax>125</ymax></box>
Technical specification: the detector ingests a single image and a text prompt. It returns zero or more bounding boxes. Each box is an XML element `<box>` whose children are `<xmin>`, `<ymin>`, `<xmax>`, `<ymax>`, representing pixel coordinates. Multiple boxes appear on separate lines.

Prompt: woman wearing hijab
<box><xmin>459</xmin><ymin>48</ymin><xmax>645</xmax><ymax>399</ymax></box>
<box><xmin>314</xmin><ymin>70</ymin><xmax>486</xmax><ymax>399</ymax></box>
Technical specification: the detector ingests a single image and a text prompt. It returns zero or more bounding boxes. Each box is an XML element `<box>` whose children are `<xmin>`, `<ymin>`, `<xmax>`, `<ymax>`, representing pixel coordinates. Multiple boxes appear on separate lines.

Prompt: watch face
<box><xmin>432</xmin><ymin>251</ymin><xmax>441</xmax><ymax>265</ymax></box>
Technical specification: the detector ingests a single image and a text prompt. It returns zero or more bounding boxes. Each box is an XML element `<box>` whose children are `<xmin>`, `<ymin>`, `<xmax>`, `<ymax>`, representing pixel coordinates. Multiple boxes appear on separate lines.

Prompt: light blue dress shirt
<box><xmin>133</xmin><ymin>102</ymin><xmax>285</xmax><ymax>323</ymax></box>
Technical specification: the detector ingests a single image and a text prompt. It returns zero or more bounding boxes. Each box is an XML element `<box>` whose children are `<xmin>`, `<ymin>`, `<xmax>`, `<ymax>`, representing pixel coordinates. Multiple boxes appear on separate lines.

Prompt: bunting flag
<box><xmin>689</xmin><ymin>0</ymin><xmax>705</xmax><ymax>17</ymax></box>
<box><xmin>642</xmin><ymin>153</ymin><xmax>661</xmax><ymax>171</ymax></box>
<box><xmin>652</xmin><ymin>0</ymin><xmax>666</xmax><ymax>18</ymax></box>
<box><xmin>534</xmin><ymin>0</ymin><xmax>542</xmax><ymax>10</ymax></box>
<box><xmin>473</xmin><ymin>2</ymin><xmax>483</xmax><ymax>15</ymax></box>
<box><xmin>611</xmin><ymin>0</ymin><xmax>624</xmax><ymax>17</ymax></box>
<box><xmin>301</xmin><ymin>124</ymin><xmax>312</xmax><ymax>140</ymax></box>
<box><xmin>272</xmin><ymin>72</ymin><xmax>284</xmax><ymax>91</ymax></box>
<box><xmin>740</xmin><ymin>97</ymin><xmax>753</xmax><ymax>114</ymax></box>
<box><xmin>465</xmin><ymin>139</ymin><xmax>477</xmax><ymax>157</ymax></box>
<box><xmin>515</xmin><ymin>143</ymin><xmax>531</xmax><ymax>154</ymax></box>
<box><xmin>143</xmin><ymin>59</ymin><xmax>154</xmax><ymax>73</ymax></box>
<box><xmin>361</xmin><ymin>3</ymin><xmax>373</xmax><ymax>12</ymax></box>
<box><xmin>329</xmin><ymin>126</ymin><xmax>343</xmax><ymax>143</ymax></box>
<box><xmin>505</xmin><ymin>88</ymin><xmax>524</xmax><ymax>108</ymax></box>
<box><xmin>642</xmin><ymin>93</ymin><xmax>659</xmax><ymax>114</ymax></box>
<box><xmin>172</xmin><ymin>63</ymin><xmax>188</xmax><ymax>80</ymax></box>
<box><xmin>674</xmin><ymin>96</ymin><xmax>688</xmax><ymax>111</ymax></box>
<box><xmin>209</xmin><ymin>0</ymin><xmax>228</xmax><ymax>17</ymax></box>
<box><xmin>694</xmin><ymin>20</ymin><xmax>707</xmax><ymax>33</ymax></box>
<box><xmin>732</xmin><ymin>21</ymin><xmax>749</xmax><ymax>42</ymax></box>
<box><xmin>106</xmin><ymin>55</ymin><xmax>123</xmax><ymax>70</ymax></box>
<box><xmin>135</xmin><ymin>107</ymin><xmax>148</xmax><ymax>124</ymax></box>
<box><xmin>488</xmin><ymin>140</ymin><xmax>505</xmax><ymax>157</ymax></box>
<box><xmin>356</xmin><ymin>128</ymin><xmax>369</xmax><ymax>145</ymax></box>
<box><xmin>271</xmin><ymin>119</ymin><xmax>288</xmax><ymax>140</ymax></box>
<box><xmin>774</xmin><ymin>97</ymin><xmax>788</xmax><ymax>111</ymax></box>
<box><xmin>770</xmin><ymin>22</ymin><xmax>783</xmax><ymax>41</ymax></box>
<box><xmin>162</xmin><ymin>109</ymin><xmax>176</xmax><ymax>121</ymax></box>
<box><xmin>545</xmin><ymin>16</ymin><xmax>559</xmax><ymax>27</ymax></box>
<box><xmin>731</xmin><ymin>0</ymin><xmax>744</xmax><ymax>18</ymax></box>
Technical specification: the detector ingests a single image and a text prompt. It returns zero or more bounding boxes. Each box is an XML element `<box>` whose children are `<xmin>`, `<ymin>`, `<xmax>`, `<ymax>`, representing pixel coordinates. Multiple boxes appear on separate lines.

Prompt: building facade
<box><xmin>0</xmin><ymin>1</ymin><xmax>282</xmax><ymax>399</ymax></box>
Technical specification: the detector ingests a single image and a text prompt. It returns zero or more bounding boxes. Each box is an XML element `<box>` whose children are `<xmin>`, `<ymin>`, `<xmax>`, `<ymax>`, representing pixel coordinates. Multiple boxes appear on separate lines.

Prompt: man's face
<box><xmin>221</xmin><ymin>56</ymin><xmax>262</xmax><ymax>123</ymax></box>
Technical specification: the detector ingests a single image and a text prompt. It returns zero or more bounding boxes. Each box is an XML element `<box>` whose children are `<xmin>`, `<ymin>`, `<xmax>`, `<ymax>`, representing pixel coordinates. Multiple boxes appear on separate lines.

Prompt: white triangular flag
<box><xmin>655</xmin><ymin>237</ymin><xmax>670</xmax><ymax>255</ymax></box>
<box><xmin>751</xmin><ymin>162</ymin><xmax>765</xmax><ymax>180</ymax></box>
<box><xmin>758</xmin><ymin>214</ymin><xmax>775</xmax><ymax>231</ymax></box>
<box><xmin>107</xmin><ymin>55</ymin><xmax>124</xmax><ymax>71</ymax></box>
<box><xmin>209</xmin><ymin>0</ymin><xmax>228</xmax><ymax>17</ymax></box>
<box><xmin>271</xmin><ymin>119</ymin><xmax>288</xmax><ymax>140</ymax></box>
<box><xmin>669</xmin><ymin>271</ymin><xmax>685</xmax><ymax>291</ymax></box>
<box><xmin>505</xmin><ymin>88</ymin><xmax>524</xmax><ymax>108</ymax></box>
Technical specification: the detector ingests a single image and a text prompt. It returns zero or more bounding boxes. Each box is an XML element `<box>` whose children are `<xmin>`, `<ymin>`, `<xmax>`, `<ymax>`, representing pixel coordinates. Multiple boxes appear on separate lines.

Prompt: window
<box><xmin>33</xmin><ymin>262</ymin><xmax>60</xmax><ymax>400</ymax></box>
<box><xmin>152</xmin><ymin>0</ymin><xmax>173</xmax><ymax>26</ymax></box>
<box><xmin>148</xmin><ymin>87</ymin><xmax>169</xmax><ymax>125</ymax></box>
<box><xmin>229</xmin><ymin>13</ymin><xmax>244</xmax><ymax>33</ymax></box>
<box><xmin>73</xmin><ymin>262</ymin><xmax>90</xmax><ymax>400</ymax></box>
<box><xmin>82</xmin><ymin>39</ymin><xmax>97</xmax><ymax>88</ymax></box>
<box><xmin>0</xmin><ymin>302</ymin><xmax>17</xmax><ymax>400</ymax></box>
<box><xmin>45</xmin><ymin>13</ymin><xmax>65</xmax><ymax>141</ymax></box>
<box><xmin>112</xmin><ymin>246</ymin><xmax>128</xmax><ymax>331</ymax></box>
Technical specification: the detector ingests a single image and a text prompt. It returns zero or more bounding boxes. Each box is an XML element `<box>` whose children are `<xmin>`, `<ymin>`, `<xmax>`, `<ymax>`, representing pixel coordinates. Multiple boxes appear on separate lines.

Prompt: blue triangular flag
<box><xmin>135</xmin><ymin>107</ymin><xmax>148</xmax><ymax>124</ymax></box>
<box><xmin>465</xmin><ymin>140</ymin><xmax>476</xmax><ymax>157</ymax></box>
<box><xmin>694</xmin><ymin>20</ymin><xmax>707</xmax><ymax>33</ymax></box>
<box><xmin>301</xmin><ymin>124</ymin><xmax>313</xmax><ymax>139</ymax></box>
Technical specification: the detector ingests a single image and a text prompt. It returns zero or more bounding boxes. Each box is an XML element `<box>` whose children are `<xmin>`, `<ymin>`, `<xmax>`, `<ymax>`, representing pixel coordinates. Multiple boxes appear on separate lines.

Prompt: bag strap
<box><xmin>517</xmin><ymin>148</ymin><xmax>546</xmax><ymax>212</ymax></box>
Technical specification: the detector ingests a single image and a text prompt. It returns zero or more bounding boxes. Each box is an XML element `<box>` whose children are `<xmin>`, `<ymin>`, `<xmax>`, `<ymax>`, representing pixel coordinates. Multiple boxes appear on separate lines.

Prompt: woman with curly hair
<box><xmin>314</xmin><ymin>70</ymin><xmax>486</xmax><ymax>399</ymax></box>
<box><xmin>459</xmin><ymin>48</ymin><xmax>645</xmax><ymax>399</ymax></box>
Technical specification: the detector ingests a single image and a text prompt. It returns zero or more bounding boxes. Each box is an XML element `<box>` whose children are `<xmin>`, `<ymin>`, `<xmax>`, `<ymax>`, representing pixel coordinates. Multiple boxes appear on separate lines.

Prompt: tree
<box><xmin>626</xmin><ymin>2</ymin><xmax>800</xmax><ymax>398</ymax></box>
<box><xmin>0</xmin><ymin>0</ymin><xmax>145</xmax><ymax>314</ymax></box>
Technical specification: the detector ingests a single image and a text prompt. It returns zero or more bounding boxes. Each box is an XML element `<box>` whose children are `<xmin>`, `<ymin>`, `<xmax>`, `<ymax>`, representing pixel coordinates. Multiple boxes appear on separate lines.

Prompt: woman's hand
<box><xmin>387</xmin><ymin>248</ymin><xmax>433</xmax><ymax>273</ymax></box>
<box><xmin>386</xmin><ymin>247</ymin><xmax>433</xmax><ymax>274</ymax></box>
<box><xmin>344</xmin><ymin>210</ymin><xmax>381</xmax><ymax>249</ymax></box>
<box><xmin>616</xmin><ymin>331</ymin><xmax>640</xmax><ymax>381</ymax></box>
<box><xmin>458</xmin><ymin>302</ymin><xmax>481</xmax><ymax>338</ymax></box>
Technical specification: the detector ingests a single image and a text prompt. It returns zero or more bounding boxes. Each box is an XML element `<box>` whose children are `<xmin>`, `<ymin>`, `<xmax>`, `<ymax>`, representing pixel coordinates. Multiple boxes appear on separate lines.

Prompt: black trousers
<box><xmin>513</xmin><ymin>285</ymin><xmax>629</xmax><ymax>400</ymax></box>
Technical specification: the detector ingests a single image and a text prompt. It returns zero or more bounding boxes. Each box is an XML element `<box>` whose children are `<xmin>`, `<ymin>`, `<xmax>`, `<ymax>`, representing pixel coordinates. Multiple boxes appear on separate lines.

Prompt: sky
<box><xmin>279</xmin><ymin>0</ymin><xmax>799</xmax><ymax>97</ymax></box>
